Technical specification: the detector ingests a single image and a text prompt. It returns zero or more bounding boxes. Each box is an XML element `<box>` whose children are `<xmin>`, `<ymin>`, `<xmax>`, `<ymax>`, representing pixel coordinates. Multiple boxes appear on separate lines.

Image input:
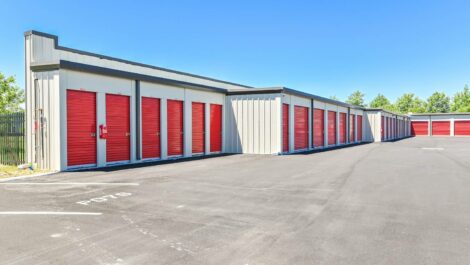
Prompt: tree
<box><xmin>451</xmin><ymin>85</ymin><xmax>470</xmax><ymax>112</ymax></box>
<box><xmin>369</xmin><ymin>94</ymin><xmax>391</xmax><ymax>108</ymax></box>
<box><xmin>0</xmin><ymin>72</ymin><xmax>24</xmax><ymax>114</ymax></box>
<box><xmin>395</xmin><ymin>93</ymin><xmax>426</xmax><ymax>114</ymax></box>
<box><xmin>329</xmin><ymin>95</ymin><xmax>339</xmax><ymax>101</ymax></box>
<box><xmin>346</xmin><ymin>90</ymin><xmax>366</xmax><ymax>107</ymax></box>
<box><xmin>426</xmin><ymin>92</ymin><xmax>450</xmax><ymax>113</ymax></box>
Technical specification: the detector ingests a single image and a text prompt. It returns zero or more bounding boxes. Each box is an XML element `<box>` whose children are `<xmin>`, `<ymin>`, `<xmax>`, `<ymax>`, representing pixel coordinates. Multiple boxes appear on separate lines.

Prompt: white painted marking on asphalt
<box><xmin>176</xmin><ymin>205</ymin><xmax>185</xmax><ymax>208</ymax></box>
<box><xmin>0</xmin><ymin>211</ymin><xmax>102</xmax><ymax>216</ymax></box>
<box><xmin>421</xmin><ymin>147</ymin><xmax>444</xmax><ymax>150</ymax></box>
<box><xmin>0</xmin><ymin>182</ymin><xmax>139</xmax><ymax>186</ymax></box>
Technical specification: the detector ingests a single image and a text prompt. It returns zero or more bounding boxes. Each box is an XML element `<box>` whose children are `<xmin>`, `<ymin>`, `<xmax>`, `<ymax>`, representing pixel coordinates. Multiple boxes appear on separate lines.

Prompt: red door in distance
<box><xmin>294</xmin><ymin>106</ymin><xmax>308</xmax><ymax>150</ymax></box>
<box><xmin>142</xmin><ymin>97</ymin><xmax>161</xmax><ymax>159</ymax></box>
<box><xmin>167</xmin><ymin>100</ymin><xmax>184</xmax><ymax>156</ymax></box>
<box><xmin>282</xmin><ymin>104</ymin><xmax>289</xmax><ymax>152</ymax></box>
<box><xmin>328</xmin><ymin>111</ymin><xmax>337</xmax><ymax>146</ymax></box>
<box><xmin>192</xmin><ymin>102</ymin><xmax>205</xmax><ymax>154</ymax></box>
<box><xmin>313</xmin><ymin>108</ymin><xmax>324</xmax><ymax>148</ymax></box>
<box><xmin>210</xmin><ymin>104</ymin><xmax>222</xmax><ymax>152</ymax></box>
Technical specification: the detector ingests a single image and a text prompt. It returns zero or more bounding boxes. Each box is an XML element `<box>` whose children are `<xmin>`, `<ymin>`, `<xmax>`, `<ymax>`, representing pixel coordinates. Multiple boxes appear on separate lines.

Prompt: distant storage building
<box><xmin>410</xmin><ymin>113</ymin><xmax>470</xmax><ymax>136</ymax></box>
<box><xmin>25</xmin><ymin>31</ymin><xmax>411</xmax><ymax>171</ymax></box>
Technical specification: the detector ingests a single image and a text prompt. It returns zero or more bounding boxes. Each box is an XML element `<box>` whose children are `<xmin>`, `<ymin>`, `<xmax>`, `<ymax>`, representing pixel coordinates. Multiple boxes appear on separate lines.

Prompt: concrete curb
<box><xmin>0</xmin><ymin>171</ymin><xmax>58</xmax><ymax>182</ymax></box>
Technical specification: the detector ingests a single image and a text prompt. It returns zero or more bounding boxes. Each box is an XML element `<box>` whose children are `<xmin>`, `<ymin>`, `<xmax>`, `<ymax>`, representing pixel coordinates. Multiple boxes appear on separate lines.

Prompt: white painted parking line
<box><xmin>421</xmin><ymin>147</ymin><xmax>444</xmax><ymax>150</ymax></box>
<box><xmin>0</xmin><ymin>211</ymin><xmax>102</xmax><ymax>216</ymax></box>
<box><xmin>0</xmin><ymin>182</ymin><xmax>139</xmax><ymax>186</ymax></box>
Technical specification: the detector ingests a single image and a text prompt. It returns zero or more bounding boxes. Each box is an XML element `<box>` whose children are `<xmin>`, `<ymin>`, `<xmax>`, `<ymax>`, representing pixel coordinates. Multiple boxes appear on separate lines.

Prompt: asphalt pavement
<box><xmin>1</xmin><ymin>137</ymin><xmax>470</xmax><ymax>265</ymax></box>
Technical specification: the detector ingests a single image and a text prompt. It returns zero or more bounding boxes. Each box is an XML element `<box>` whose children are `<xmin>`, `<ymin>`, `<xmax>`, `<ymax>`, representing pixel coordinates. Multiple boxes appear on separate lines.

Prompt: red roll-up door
<box><xmin>328</xmin><ymin>111</ymin><xmax>337</xmax><ymax>146</ymax></box>
<box><xmin>210</xmin><ymin>104</ymin><xmax>222</xmax><ymax>152</ymax></box>
<box><xmin>313</xmin><ymin>108</ymin><xmax>324</xmax><ymax>147</ymax></box>
<box><xmin>167</xmin><ymin>99</ymin><xmax>184</xmax><ymax>156</ymax></box>
<box><xmin>142</xmin><ymin>97</ymin><xmax>161</xmax><ymax>159</ymax></box>
<box><xmin>192</xmin><ymin>102</ymin><xmax>205</xmax><ymax>154</ymax></box>
<box><xmin>381</xmin><ymin>116</ymin><xmax>384</xmax><ymax>140</ymax></box>
<box><xmin>411</xmin><ymin>121</ymin><xmax>429</xmax><ymax>136</ymax></box>
<box><xmin>432</xmin><ymin>121</ymin><xmax>450</xmax><ymax>136</ymax></box>
<box><xmin>67</xmin><ymin>90</ymin><xmax>97</xmax><ymax>167</ymax></box>
<box><xmin>106</xmin><ymin>94</ymin><xmax>130</xmax><ymax>162</ymax></box>
<box><xmin>294</xmin><ymin>106</ymin><xmax>308</xmax><ymax>150</ymax></box>
<box><xmin>349</xmin><ymin>114</ymin><xmax>355</xmax><ymax>142</ymax></box>
<box><xmin>282</xmin><ymin>104</ymin><xmax>289</xmax><ymax>152</ymax></box>
<box><xmin>357</xmin><ymin>115</ymin><xmax>363</xmax><ymax>141</ymax></box>
<box><xmin>339</xmin><ymin>113</ymin><xmax>346</xmax><ymax>144</ymax></box>
<box><xmin>387</xmin><ymin>117</ymin><xmax>392</xmax><ymax>139</ymax></box>
<box><xmin>455</xmin><ymin>121</ymin><xmax>470</xmax><ymax>136</ymax></box>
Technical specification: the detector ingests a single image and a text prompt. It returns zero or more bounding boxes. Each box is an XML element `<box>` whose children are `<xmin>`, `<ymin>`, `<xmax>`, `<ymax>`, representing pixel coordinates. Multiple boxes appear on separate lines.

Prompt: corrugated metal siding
<box><xmin>142</xmin><ymin>97</ymin><xmax>161</xmax><ymax>159</ymax></box>
<box><xmin>27</xmin><ymin>71</ymin><xmax>61</xmax><ymax>170</ymax></box>
<box><xmin>294</xmin><ymin>106</ymin><xmax>308</xmax><ymax>150</ymax></box>
<box><xmin>67</xmin><ymin>90</ymin><xmax>97</xmax><ymax>166</ymax></box>
<box><xmin>225</xmin><ymin>94</ymin><xmax>281</xmax><ymax>154</ymax></box>
<box><xmin>106</xmin><ymin>94</ymin><xmax>130</xmax><ymax>162</ymax></box>
<box><xmin>210</xmin><ymin>104</ymin><xmax>222</xmax><ymax>152</ymax></box>
<box><xmin>192</xmin><ymin>102</ymin><xmax>205</xmax><ymax>154</ymax></box>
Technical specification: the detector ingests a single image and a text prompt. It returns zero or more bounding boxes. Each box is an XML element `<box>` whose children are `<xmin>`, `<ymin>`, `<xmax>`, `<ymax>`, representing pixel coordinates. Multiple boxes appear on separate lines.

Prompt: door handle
<box><xmin>91</xmin><ymin>133</ymin><xmax>96</xmax><ymax>137</ymax></box>
<box><xmin>126</xmin><ymin>132</ymin><xmax>130</xmax><ymax>136</ymax></box>
<box><xmin>156</xmin><ymin>132</ymin><xmax>160</xmax><ymax>136</ymax></box>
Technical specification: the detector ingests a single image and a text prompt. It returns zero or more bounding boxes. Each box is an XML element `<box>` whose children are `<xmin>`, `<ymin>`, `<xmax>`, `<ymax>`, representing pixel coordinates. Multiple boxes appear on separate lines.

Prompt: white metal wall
<box><xmin>225</xmin><ymin>94</ymin><xmax>282</xmax><ymax>154</ymax></box>
<box><xmin>29</xmin><ymin>34</ymin><xmax>249</xmax><ymax>91</ymax></box>
<box><xmin>26</xmin><ymin>71</ymin><xmax>61</xmax><ymax>170</ymax></box>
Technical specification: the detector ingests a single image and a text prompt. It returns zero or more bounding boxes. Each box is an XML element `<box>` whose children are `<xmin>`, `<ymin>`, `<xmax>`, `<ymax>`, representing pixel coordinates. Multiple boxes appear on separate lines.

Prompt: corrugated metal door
<box><xmin>381</xmin><ymin>116</ymin><xmax>384</xmax><ymax>140</ymax></box>
<box><xmin>142</xmin><ymin>97</ymin><xmax>161</xmax><ymax>159</ymax></box>
<box><xmin>106</xmin><ymin>94</ymin><xmax>130</xmax><ymax>162</ymax></box>
<box><xmin>387</xmin><ymin>117</ymin><xmax>392</xmax><ymax>139</ymax></box>
<box><xmin>294</xmin><ymin>106</ymin><xmax>308</xmax><ymax>150</ymax></box>
<box><xmin>339</xmin><ymin>113</ymin><xmax>346</xmax><ymax>144</ymax></box>
<box><xmin>432</xmin><ymin>121</ymin><xmax>450</xmax><ymax>136</ymax></box>
<box><xmin>313</xmin><ymin>108</ymin><xmax>324</xmax><ymax>147</ymax></box>
<box><xmin>349</xmin><ymin>114</ymin><xmax>355</xmax><ymax>142</ymax></box>
<box><xmin>328</xmin><ymin>111</ymin><xmax>337</xmax><ymax>145</ymax></box>
<box><xmin>282</xmin><ymin>104</ymin><xmax>289</xmax><ymax>152</ymax></box>
<box><xmin>67</xmin><ymin>90</ymin><xmax>96</xmax><ymax>167</ymax></box>
<box><xmin>357</xmin><ymin>115</ymin><xmax>363</xmax><ymax>141</ymax></box>
<box><xmin>210</xmin><ymin>104</ymin><xmax>222</xmax><ymax>152</ymax></box>
<box><xmin>455</xmin><ymin>121</ymin><xmax>470</xmax><ymax>136</ymax></box>
<box><xmin>411</xmin><ymin>121</ymin><xmax>429</xmax><ymax>136</ymax></box>
<box><xmin>167</xmin><ymin>99</ymin><xmax>184</xmax><ymax>156</ymax></box>
<box><xmin>192</xmin><ymin>102</ymin><xmax>205</xmax><ymax>154</ymax></box>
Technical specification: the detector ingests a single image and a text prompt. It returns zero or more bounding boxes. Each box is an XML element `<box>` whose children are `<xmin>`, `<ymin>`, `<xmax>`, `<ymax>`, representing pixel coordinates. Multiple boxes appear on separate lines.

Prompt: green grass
<box><xmin>0</xmin><ymin>165</ymin><xmax>47</xmax><ymax>179</ymax></box>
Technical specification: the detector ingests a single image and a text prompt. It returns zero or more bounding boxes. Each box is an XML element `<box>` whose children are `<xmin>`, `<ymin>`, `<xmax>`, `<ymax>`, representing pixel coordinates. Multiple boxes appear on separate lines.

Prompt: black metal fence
<box><xmin>0</xmin><ymin>112</ymin><xmax>25</xmax><ymax>165</ymax></box>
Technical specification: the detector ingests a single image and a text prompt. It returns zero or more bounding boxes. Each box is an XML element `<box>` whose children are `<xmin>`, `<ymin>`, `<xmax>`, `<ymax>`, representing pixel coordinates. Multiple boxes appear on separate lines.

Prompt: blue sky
<box><xmin>1</xmin><ymin>0</ymin><xmax>469</xmax><ymax>102</ymax></box>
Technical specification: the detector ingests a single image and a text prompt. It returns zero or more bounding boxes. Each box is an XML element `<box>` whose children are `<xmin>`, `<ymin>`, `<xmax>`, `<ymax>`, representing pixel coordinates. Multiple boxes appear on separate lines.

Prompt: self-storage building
<box><xmin>25</xmin><ymin>31</ymin><xmax>411</xmax><ymax>171</ymax></box>
<box><xmin>410</xmin><ymin>113</ymin><xmax>470</xmax><ymax>137</ymax></box>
